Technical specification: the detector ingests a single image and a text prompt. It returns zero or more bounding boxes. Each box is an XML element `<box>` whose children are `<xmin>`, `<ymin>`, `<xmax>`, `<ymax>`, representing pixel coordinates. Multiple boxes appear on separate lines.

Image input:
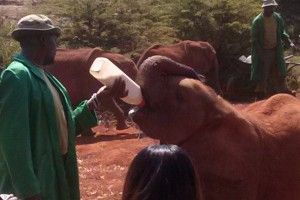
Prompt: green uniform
<box><xmin>250</xmin><ymin>12</ymin><xmax>290</xmax><ymax>81</ymax></box>
<box><xmin>0</xmin><ymin>54</ymin><xmax>97</xmax><ymax>200</ymax></box>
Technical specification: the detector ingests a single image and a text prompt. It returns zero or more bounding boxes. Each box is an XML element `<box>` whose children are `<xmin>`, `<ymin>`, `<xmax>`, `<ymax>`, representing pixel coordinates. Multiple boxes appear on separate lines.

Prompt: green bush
<box><xmin>37</xmin><ymin>0</ymin><xmax>177</xmax><ymax>53</ymax></box>
<box><xmin>0</xmin><ymin>22</ymin><xmax>20</xmax><ymax>69</ymax></box>
<box><xmin>170</xmin><ymin>0</ymin><xmax>261</xmax><ymax>59</ymax></box>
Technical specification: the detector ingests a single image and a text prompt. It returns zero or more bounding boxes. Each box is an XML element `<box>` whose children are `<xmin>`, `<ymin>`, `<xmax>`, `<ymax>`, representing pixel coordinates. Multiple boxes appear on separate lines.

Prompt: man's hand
<box><xmin>291</xmin><ymin>43</ymin><xmax>300</xmax><ymax>53</ymax></box>
<box><xmin>88</xmin><ymin>77</ymin><xmax>128</xmax><ymax>110</ymax></box>
<box><xmin>288</xmin><ymin>38</ymin><xmax>299</xmax><ymax>52</ymax></box>
<box><xmin>100</xmin><ymin>77</ymin><xmax>128</xmax><ymax>99</ymax></box>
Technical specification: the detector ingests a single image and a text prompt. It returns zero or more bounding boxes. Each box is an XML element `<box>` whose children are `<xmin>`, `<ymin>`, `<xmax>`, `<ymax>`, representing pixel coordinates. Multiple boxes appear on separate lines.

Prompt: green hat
<box><xmin>12</xmin><ymin>14</ymin><xmax>61</xmax><ymax>41</ymax></box>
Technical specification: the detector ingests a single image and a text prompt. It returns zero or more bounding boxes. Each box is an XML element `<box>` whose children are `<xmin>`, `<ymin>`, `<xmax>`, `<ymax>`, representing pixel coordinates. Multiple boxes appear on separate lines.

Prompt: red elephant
<box><xmin>131</xmin><ymin>55</ymin><xmax>300</xmax><ymax>200</ymax></box>
<box><xmin>136</xmin><ymin>40</ymin><xmax>223</xmax><ymax>96</ymax></box>
<box><xmin>47</xmin><ymin>47</ymin><xmax>138</xmax><ymax>130</ymax></box>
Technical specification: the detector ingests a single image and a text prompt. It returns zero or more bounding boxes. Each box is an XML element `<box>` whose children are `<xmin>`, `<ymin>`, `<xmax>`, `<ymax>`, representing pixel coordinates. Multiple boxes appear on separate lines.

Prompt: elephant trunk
<box><xmin>139</xmin><ymin>55</ymin><xmax>205</xmax><ymax>82</ymax></box>
<box><xmin>130</xmin><ymin>55</ymin><xmax>207</xmax><ymax>133</ymax></box>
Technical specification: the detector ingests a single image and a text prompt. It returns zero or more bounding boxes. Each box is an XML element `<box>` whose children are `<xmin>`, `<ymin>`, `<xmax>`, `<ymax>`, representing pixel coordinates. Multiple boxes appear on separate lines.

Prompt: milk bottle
<box><xmin>89</xmin><ymin>57</ymin><xmax>145</xmax><ymax>106</ymax></box>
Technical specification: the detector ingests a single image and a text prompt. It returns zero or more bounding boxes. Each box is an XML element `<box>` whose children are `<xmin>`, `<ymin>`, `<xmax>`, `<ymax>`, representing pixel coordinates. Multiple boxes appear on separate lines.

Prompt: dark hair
<box><xmin>122</xmin><ymin>144</ymin><xmax>203</xmax><ymax>200</ymax></box>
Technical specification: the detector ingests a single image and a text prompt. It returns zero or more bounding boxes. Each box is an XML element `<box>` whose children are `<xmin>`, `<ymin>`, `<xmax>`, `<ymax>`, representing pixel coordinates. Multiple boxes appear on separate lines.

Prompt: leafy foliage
<box><xmin>170</xmin><ymin>0</ymin><xmax>260</xmax><ymax>59</ymax></box>
<box><xmin>38</xmin><ymin>0</ymin><xmax>177</xmax><ymax>54</ymax></box>
<box><xmin>31</xmin><ymin>0</ymin><xmax>263</xmax><ymax>60</ymax></box>
<box><xmin>0</xmin><ymin>22</ymin><xmax>20</xmax><ymax>68</ymax></box>
<box><xmin>0</xmin><ymin>0</ymin><xmax>299</xmax><ymax>92</ymax></box>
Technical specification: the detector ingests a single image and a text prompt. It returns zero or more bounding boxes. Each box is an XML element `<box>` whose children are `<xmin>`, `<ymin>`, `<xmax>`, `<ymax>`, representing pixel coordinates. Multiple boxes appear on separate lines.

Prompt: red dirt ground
<box><xmin>76</xmin><ymin>124</ymin><xmax>159</xmax><ymax>200</ymax></box>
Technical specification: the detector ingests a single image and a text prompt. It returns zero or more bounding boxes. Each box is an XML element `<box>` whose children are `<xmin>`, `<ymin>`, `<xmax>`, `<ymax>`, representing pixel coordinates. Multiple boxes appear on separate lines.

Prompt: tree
<box><xmin>38</xmin><ymin>0</ymin><xmax>177</xmax><ymax>54</ymax></box>
<box><xmin>170</xmin><ymin>0</ymin><xmax>260</xmax><ymax>59</ymax></box>
<box><xmin>0</xmin><ymin>22</ymin><xmax>20</xmax><ymax>68</ymax></box>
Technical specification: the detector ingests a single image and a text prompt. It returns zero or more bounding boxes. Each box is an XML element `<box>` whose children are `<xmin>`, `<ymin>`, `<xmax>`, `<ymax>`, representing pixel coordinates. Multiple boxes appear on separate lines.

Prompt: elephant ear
<box><xmin>139</xmin><ymin>55</ymin><xmax>206</xmax><ymax>82</ymax></box>
<box><xmin>176</xmin><ymin>78</ymin><xmax>223</xmax><ymax>129</ymax></box>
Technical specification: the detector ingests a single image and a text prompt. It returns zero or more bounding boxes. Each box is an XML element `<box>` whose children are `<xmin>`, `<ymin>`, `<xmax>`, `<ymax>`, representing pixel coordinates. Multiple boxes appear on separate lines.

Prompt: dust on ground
<box><xmin>77</xmin><ymin>125</ymin><xmax>158</xmax><ymax>200</ymax></box>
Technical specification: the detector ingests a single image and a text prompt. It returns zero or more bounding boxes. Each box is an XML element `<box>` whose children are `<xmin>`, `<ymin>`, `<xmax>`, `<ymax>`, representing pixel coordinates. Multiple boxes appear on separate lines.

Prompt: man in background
<box><xmin>250</xmin><ymin>0</ymin><xmax>299</xmax><ymax>100</ymax></box>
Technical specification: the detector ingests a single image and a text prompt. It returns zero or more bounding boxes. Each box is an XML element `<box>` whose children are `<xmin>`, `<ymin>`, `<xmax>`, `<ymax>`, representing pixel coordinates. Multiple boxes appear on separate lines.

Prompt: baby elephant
<box><xmin>130</xmin><ymin>55</ymin><xmax>300</xmax><ymax>200</ymax></box>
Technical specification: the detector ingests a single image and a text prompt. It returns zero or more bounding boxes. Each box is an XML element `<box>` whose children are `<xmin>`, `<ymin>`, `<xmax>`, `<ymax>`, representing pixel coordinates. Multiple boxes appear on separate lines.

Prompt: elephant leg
<box><xmin>81</xmin><ymin>128</ymin><xmax>96</xmax><ymax>137</ymax></box>
<box><xmin>101</xmin><ymin>98</ymin><xmax>129</xmax><ymax>130</ymax></box>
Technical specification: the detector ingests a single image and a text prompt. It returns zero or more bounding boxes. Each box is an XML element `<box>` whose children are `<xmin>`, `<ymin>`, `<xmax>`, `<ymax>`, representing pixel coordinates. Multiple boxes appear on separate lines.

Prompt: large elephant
<box><xmin>130</xmin><ymin>55</ymin><xmax>300</xmax><ymax>200</ymax></box>
<box><xmin>47</xmin><ymin>47</ymin><xmax>138</xmax><ymax>130</ymax></box>
<box><xmin>136</xmin><ymin>40</ymin><xmax>223</xmax><ymax>96</ymax></box>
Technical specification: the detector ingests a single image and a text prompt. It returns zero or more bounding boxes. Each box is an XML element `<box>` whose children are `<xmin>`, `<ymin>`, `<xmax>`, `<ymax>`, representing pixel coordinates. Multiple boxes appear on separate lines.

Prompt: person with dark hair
<box><xmin>0</xmin><ymin>14</ymin><xmax>127</xmax><ymax>200</ymax></box>
<box><xmin>250</xmin><ymin>0</ymin><xmax>299</xmax><ymax>100</ymax></box>
<box><xmin>122</xmin><ymin>144</ymin><xmax>203</xmax><ymax>200</ymax></box>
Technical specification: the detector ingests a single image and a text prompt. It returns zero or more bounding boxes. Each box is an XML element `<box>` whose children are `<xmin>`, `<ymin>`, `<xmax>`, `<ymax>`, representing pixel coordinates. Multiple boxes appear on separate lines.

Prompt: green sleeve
<box><xmin>73</xmin><ymin>101</ymin><xmax>98</xmax><ymax>135</ymax></box>
<box><xmin>0</xmin><ymin>70</ymin><xmax>40</xmax><ymax>198</ymax></box>
<box><xmin>277</xmin><ymin>13</ymin><xmax>290</xmax><ymax>44</ymax></box>
<box><xmin>251</xmin><ymin>19</ymin><xmax>259</xmax><ymax>44</ymax></box>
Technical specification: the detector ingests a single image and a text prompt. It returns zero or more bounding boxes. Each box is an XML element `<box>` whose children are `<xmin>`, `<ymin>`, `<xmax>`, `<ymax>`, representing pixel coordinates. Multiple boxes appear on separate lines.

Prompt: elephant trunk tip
<box><xmin>128</xmin><ymin>99</ymin><xmax>146</xmax><ymax>122</ymax></box>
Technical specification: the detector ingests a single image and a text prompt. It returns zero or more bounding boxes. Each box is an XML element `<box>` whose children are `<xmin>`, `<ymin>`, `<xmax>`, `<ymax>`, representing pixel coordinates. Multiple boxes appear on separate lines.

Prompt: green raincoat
<box><xmin>0</xmin><ymin>54</ymin><xmax>98</xmax><ymax>199</ymax></box>
<box><xmin>250</xmin><ymin>12</ymin><xmax>290</xmax><ymax>81</ymax></box>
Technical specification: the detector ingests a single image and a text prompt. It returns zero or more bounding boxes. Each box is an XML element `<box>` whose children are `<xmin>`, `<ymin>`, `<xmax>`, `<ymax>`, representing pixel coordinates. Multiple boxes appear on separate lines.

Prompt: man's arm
<box><xmin>281</xmin><ymin>29</ymin><xmax>297</xmax><ymax>50</ymax></box>
<box><xmin>277</xmin><ymin>14</ymin><xmax>299</xmax><ymax>51</ymax></box>
<box><xmin>72</xmin><ymin>78</ymin><xmax>128</xmax><ymax>134</ymax></box>
<box><xmin>0</xmin><ymin>70</ymin><xmax>41</xmax><ymax>199</ymax></box>
<box><xmin>288</xmin><ymin>38</ymin><xmax>300</xmax><ymax>52</ymax></box>
<box><xmin>252</xmin><ymin>18</ymin><xmax>265</xmax><ymax>62</ymax></box>
<box><xmin>87</xmin><ymin>77</ymin><xmax>128</xmax><ymax>111</ymax></box>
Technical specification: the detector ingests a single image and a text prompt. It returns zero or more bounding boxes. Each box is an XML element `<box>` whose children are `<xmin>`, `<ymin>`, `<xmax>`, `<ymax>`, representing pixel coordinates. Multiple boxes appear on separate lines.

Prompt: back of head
<box><xmin>122</xmin><ymin>144</ymin><xmax>203</xmax><ymax>200</ymax></box>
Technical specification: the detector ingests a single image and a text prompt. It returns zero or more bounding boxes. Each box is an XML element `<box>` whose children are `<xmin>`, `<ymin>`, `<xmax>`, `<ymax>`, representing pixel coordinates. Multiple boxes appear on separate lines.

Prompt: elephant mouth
<box><xmin>128</xmin><ymin>105</ymin><xmax>164</xmax><ymax>140</ymax></box>
<box><xmin>128</xmin><ymin>106</ymin><xmax>147</xmax><ymax>124</ymax></box>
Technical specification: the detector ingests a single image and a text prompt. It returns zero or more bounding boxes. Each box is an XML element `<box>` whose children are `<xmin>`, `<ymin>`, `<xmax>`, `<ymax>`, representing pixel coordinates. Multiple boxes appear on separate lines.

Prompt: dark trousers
<box><xmin>255</xmin><ymin>48</ymin><xmax>288</xmax><ymax>96</ymax></box>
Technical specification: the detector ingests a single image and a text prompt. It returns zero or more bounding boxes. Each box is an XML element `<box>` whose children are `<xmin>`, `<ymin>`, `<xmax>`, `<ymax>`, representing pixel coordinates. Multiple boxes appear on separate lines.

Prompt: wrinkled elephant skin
<box><xmin>132</xmin><ymin>55</ymin><xmax>300</xmax><ymax>200</ymax></box>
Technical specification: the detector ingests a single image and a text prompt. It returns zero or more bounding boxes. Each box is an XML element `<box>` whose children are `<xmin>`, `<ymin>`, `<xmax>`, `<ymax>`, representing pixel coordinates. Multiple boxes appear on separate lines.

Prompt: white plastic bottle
<box><xmin>89</xmin><ymin>57</ymin><xmax>145</xmax><ymax>106</ymax></box>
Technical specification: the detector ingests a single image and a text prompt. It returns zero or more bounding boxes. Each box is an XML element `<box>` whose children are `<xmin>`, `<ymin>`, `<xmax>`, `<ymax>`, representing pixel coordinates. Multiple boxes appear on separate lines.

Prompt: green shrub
<box><xmin>170</xmin><ymin>0</ymin><xmax>261</xmax><ymax>59</ymax></box>
<box><xmin>37</xmin><ymin>0</ymin><xmax>177</xmax><ymax>53</ymax></box>
<box><xmin>0</xmin><ymin>23</ymin><xmax>20</xmax><ymax>69</ymax></box>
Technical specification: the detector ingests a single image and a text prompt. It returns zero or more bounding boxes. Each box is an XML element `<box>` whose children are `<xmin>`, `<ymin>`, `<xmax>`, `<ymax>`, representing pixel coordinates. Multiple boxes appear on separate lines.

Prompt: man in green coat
<box><xmin>250</xmin><ymin>0</ymin><xmax>299</xmax><ymax>99</ymax></box>
<box><xmin>0</xmin><ymin>14</ymin><xmax>127</xmax><ymax>200</ymax></box>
